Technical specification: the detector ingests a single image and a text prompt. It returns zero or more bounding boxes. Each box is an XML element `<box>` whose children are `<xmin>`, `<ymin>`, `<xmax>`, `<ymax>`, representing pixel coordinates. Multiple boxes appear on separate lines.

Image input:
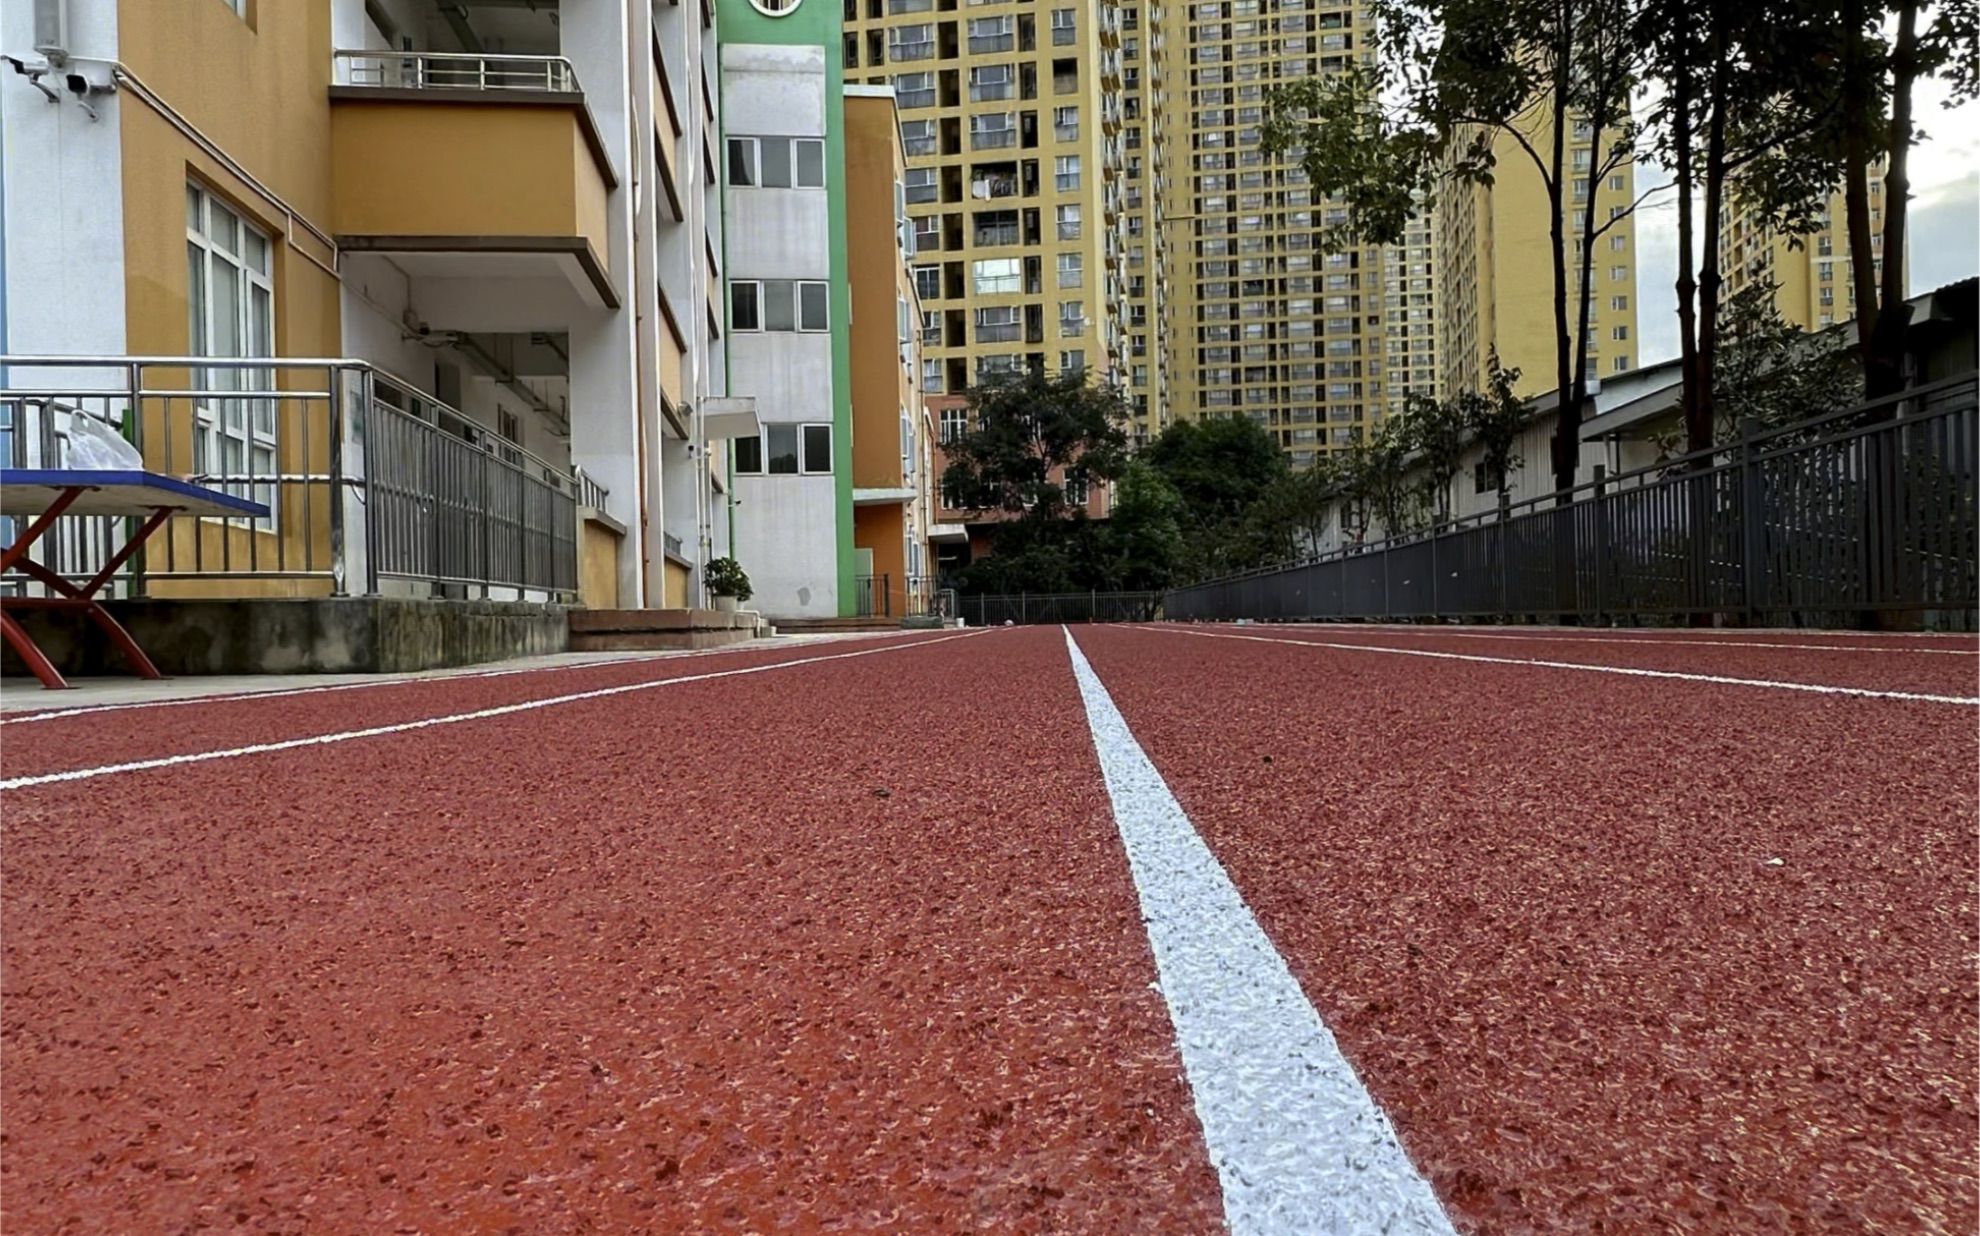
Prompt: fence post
<box><xmin>1429</xmin><ymin>520</ymin><xmax>1439</xmax><ymax>620</ymax></box>
<box><xmin>1591</xmin><ymin>464</ymin><xmax>1607</xmax><ymax>624</ymax></box>
<box><xmin>1020</xmin><ymin>591</ymin><xmax>1027</xmax><ymax>624</ymax></box>
<box><xmin>1739</xmin><ymin>416</ymin><xmax>1763</xmax><ymax>625</ymax></box>
<box><xmin>329</xmin><ymin>366</ymin><xmax>347</xmax><ymax>596</ymax></box>
<box><xmin>1497</xmin><ymin>491</ymin><xmax>1511</xmax><ymax>620</ymax></box>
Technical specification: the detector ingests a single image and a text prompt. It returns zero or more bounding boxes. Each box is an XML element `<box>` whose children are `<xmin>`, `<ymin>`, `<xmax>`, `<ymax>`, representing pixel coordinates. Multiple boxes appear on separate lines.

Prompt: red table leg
<box><xmin>2</xmin><ymin>492</ymin><xmax>172</xmax><ymax>687</ymax></box>
<box><xmin>0</xmin><ymin>608</ymin><xmax>68</xmax><ymax>689</ymax></box>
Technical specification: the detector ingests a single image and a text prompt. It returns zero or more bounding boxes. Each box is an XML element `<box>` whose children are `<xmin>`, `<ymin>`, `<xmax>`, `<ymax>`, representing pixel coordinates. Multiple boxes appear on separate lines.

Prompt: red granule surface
<box><xmin>1</xmin><ymin>629</ymin><xmax>1221</xmax><ymax>1232</ymax></box>
<box><xmin>0</xmin><ymin>633</ymin><xmax>965</xmax><ymax>781</ymax></box>
<box><xmin>1249</xmin><ymin>624</ymin><xmax>1980</xmax><ymax>696</ymax></box>
<box><xmin>1073</xmin><ymin>624</ymin><xmax>1979</xmax><ymax>1233</ymax></box>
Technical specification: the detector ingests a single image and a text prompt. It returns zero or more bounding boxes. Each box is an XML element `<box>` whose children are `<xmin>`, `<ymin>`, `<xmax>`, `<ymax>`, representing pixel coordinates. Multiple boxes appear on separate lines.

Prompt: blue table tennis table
<box><xmin>0</xmin><ymin>469</ymin><xmax>270</xmax><ymax>689</ymax></box>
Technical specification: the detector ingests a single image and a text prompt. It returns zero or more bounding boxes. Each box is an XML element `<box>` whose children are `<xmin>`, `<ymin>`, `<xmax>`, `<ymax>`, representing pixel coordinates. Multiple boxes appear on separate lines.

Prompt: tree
<box><xmin>939</xmin><ymin>370</ymin><xmax>1131</xmax><ymax>519</ymax></box>
<box><xmin>1464</xmin><ymin>359</ymin><xmax>1529</xmax><ymax>508</ymax></box>
<box><xmin>1712</xmin><ymin>283</ymin><xmax>1861</xmax><ymax>439</ymax></box>
<box><xmin>1143</xmin><ymin>414</ymin><xmax>1290</xmax><ymax>578</ymax></box>
<box><xmin>1095</xmin><ymin>460</ymin><xmax>1188</xmax><ymax>591</ymax></box>
<box><xmin>1399</xmin><ymin>393</ymin><xmax>1468</xmax><ymax>525</ymax></box>
<box><xmin>1261</xmin><ymin>0</ymin><xmax>1642</xmax><ymax>498</ymax></box>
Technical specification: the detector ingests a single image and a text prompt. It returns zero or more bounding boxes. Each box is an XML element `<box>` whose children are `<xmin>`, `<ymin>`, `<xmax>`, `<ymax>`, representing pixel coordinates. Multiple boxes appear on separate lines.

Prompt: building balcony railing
<box><xmin>333</xmin><ymin>50</ymin><xmax>579</xmax><ymax>94</ymax></box>
<box><xmin>1</xmin><ymin>357</ymin><xmax>595</xmax><ymax>603</ymax></box>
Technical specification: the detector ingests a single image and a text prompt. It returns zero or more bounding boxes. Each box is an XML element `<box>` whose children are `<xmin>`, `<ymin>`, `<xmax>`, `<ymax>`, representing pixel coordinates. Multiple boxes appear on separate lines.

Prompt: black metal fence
<box><xmin>960</xmin><ymin>591</ymin><xmax>1165</xmax><ymax>625</ymax></box>
<box><xmin>1166</xmin><ymin>375</ymin><xmax>1978</xmax><ymax>626</ymax></box>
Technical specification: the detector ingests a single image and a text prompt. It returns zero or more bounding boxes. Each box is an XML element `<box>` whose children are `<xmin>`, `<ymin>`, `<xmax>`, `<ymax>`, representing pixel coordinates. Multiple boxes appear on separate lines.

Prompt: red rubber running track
<box><xmin>3</xmin><ymin>624</ymin><xmax>1974</xmax><ymax>1231</ymax></box>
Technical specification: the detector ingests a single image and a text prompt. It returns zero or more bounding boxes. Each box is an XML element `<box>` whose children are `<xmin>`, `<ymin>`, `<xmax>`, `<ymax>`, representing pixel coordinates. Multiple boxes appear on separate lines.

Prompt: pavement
<box><xmin>2</xmin><ymin>622</ymin><xmax>1974</xmax><ymax>1232</ymax></box>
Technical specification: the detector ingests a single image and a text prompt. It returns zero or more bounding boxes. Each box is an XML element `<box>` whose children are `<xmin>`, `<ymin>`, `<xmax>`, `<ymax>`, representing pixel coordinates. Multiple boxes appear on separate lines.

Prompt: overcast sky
<box><xmin>1632</xmin><ymin>78</ymin><xmax>1980</xmax><ymax>364</ymax></box>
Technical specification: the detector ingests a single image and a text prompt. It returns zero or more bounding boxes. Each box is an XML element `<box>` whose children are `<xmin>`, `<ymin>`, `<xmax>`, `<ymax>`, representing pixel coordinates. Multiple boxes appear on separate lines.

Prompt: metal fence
<box><xmin>1166</xmin><ymin>374</ymin><xmax>1977</xmax><ymax>626</ymax></box>
<box><xmin>853</xmin><ymin>573</ymin><xmax>891</xmax><ymax>618</ymax></box>
<box><xmin>960</xmin><ymin>591</ymin><xmax>1165</xmax><ymax>625</ymax></box>
<box><xmin>1</xmin><ymin>357</ymin><xmax>591</xmax><ymax>602</ymax></box>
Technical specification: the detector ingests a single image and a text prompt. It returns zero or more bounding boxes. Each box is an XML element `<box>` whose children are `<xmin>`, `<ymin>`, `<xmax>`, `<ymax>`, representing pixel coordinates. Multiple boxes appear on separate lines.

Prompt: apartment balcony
<box><xmin>328</xmin><ymin>51</ymin><xmax>622</xmax><ymax>312</ymax></box>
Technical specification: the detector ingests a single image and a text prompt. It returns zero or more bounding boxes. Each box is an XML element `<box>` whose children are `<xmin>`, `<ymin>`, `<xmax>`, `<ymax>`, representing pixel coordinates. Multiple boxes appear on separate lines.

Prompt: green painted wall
<box><xmin>717</xmin><ymin>0</ymin><xmax>857</xmax><ymax>617</ymax></box>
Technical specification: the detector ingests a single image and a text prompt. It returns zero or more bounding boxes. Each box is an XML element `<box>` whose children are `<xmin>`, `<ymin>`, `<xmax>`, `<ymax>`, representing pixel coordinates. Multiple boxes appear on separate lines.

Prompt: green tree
<box><xmin>1712</xmin><ymin>283</ymin><xmax>1861</xmax><ymax>438</ymax></box>
<box><xmin>1261</xmin><ymin>0</ymin><xmax>1640</xmax><ymax>498</ymax></box>
<box><xmin>1143</xmin><ymin>414</ymin><xmax>1290</xmax><ymax>578</ymax></box>
<box><xmin>1094</xmin><ymin>459</ymin><xmax>1188</xmax><ymax>591</ymax></box>
<box><xmin>939</xmin><ymin>371</ymin><xmax>1131</xmax><ymax>518</ymax></box>
<box><xmin>1399</xmin><ymin>393</ymin><xmax>1468</xmax><ymax>526</ymax></box>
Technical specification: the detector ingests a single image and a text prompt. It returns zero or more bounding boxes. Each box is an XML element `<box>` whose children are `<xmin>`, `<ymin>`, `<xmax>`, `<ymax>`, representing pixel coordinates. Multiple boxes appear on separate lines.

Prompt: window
<box><xmin>1059</xmin><ymin>300</ymin><xmax>1085</xmax><ymax>336</ymax></box>
<box><xmin>972</xmin><ymin>257</ymin><xmax>1021</xmax><ymax>294</ymax></box>
<box><xmin>904</xmin><ymin>167</ymin><xmax>938</xmax><ymax>204</ymax></box>
<box><xmin>894</xmin><ymin>71</ymin><xmax>935</xmax><ymax>108</ymax></box>
<box><xmin>1063</xmin><ymin>468</ymin><xmax>1089</xmax><ymax>505</ymax></box>
<box><xmin>890</xmin><ymin>23</ymin><xmax>935</xmax><ymax>60</ymax></box>
<box><xmin>1059</xmin><ymin>349</ymin><xmax>1085</xmax><ymax>374</ymax></box>
<box><xmin>1056</xmin><ymin>251</ymin><xmax>1083</xmax><ymax>287</ymax></box>
<box><xmin>941</xmin><ymin>407</ymin><xmax>969</xmax><ymax>442</ymax></box>
<box><xmin>186</xmin><ymin>183</ymin><xmax>276</xmax><ymax>526</ymax></box>
<box><xmin>1053</xmin><ymin>105</ymin><xmax>1079</xmax><ymax>140</ymax></box>
<box><xmin>734</xmin><ymin>434</ymin><xmax>764</xmax><ymax>473</ymax></box>
<box><xmin>1611</xmin><ymin>324</ymin><xmax>1629</xmax><ymax>341</ymax></box>
<box><xmin>1051</xmin><ymin>7</ymin><xmax>1076</xmax><ymax>42</ymax></box>
<box><xmin>1054</xmin><ymin>155</ymin><xmax>1081</xmax><ymax>191</ymax></box>
<box><xmin>728</xmin><ymin>137</ymin><xmax>826</xmax><ymax>189</ymax></box>
<box><xmin>971</xmin><ymin>111</ymin><xmax>1017</xmax><ymax>149</ymax></box>
<box><xmin>1610</xmin><ymin>265</ymin><xmax>1628</xmax><ymax>281</ymax></box>
<box><xmin>921</xmin><ymin>309</ymin><xmax>941</xmax><ymax>344</ymax></box>
<box><xmin>843</xmin><ymin>33</ymin><xmax>860</xmax><ymax>69</ymax></box>
<box><xmin>914</xmin><ymin>264</ymin><xmax>941</xmax><ymax>300</ymax></box>
<box><xmin>766</xmin><ymin>424</ymin><xmax>800</xmax><ymax>473</ymax></box>
<box><xmin>969</xmin><ymin>63</ymin><xmax>1015</xmax><ymax>102</ymax></box>
<box><xmin>975</xmin><ymin>305</ymin><xmax>1021</xmax><ymax>342</ymax></box>
<box><xmin>1056</xmin><ymin>203</ymin><xmax>1081</xmax><ymax>240</ymax></box>
<box><xmin>968</xmin><ymin>14</ymin><xmax>1014</xmax><ymax>52</ymax></box>
<box><xmin>730</xmin><ymin>280</ymin><xmax>830</xmax><ymax>331</ymax></box>
<box><xmin>901</xmin><ymin>118</ymin><xmax>936</xmax><ymax>156</ymax></box>
<box><xmin>803</xmin><ymin>424</ymin><xmax>833</xmax><ymax>474</ymax></box>
<box><xmin>1610</xmin><ymin>234</ymin><xmax>1627</xmax><ymax>251</ymax></box>
<box><xmin>1609</xmin><ymin>173</ymin><xmax>1625</xmax><ymax>191</ymax></box>
<box><xmin>922</xmin><ymin>358</ymin><xmax>943</xmax><ymax>392</ymax></box>
<box><xmin>731</xmin><ymin>280</ymin><xmax>761</xmax><ymax>330</ymax></box>
<box><xmin>1613</xmin><ymin>354</ymin><xmax>1630</xmax><ymax>372</ymax></box>
<box><xmin>1610</xmin><ymin>295</ymin><xmax>1627</xmax><ymax>311</ymax></box>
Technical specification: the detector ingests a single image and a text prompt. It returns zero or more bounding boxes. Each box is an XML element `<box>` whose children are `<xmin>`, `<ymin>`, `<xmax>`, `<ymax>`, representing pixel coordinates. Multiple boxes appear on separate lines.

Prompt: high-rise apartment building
<box><xmin>1719</xmin><ymin>167</ymin><xmax>1901</xmax><ymax>332</ymax></box>
<box><xmin>1437</xmin><ymin>114</ymin><xmax>1641</xmax><ymax>403</ymax></box>
<box><xmin>839</xmin><ymin>0</ymin><xmax>1136</xmax><ymax>410</ymax></box>
<box><xmin>1151</xmin><ymin>0</ymin><xmax>1393</xmax><ymax>468</ymax></box>
<box><xmin>1382</xmin><ymin>206</ymin><xmax>1440</xmax><ymax>417</ymax></box>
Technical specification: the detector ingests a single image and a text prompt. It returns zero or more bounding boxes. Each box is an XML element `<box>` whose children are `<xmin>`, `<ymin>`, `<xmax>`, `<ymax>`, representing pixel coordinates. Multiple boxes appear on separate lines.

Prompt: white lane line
<box><xmin>2</xmin><ymin>630</ymin><xmax>984</xmax><ymax>791</ymax></box>
<box><xmin>0</xmin><ymin>630</ymin><xmax>952</xmax><ymax>725</ymax></box>
<box><xmin>1270</xmin><ymin>624</ymin><xmax>1978</xmax><ymax>657</ymax></box>
<box><xmin>1064</xmin><ymin>628</ymin><xmax>1455</xmax><ymax>1235</ymax></box>
<box><xmin>1153</xmin><ymin>626</ymin><xmax>1980</xmax><ymax>706</ymax></box>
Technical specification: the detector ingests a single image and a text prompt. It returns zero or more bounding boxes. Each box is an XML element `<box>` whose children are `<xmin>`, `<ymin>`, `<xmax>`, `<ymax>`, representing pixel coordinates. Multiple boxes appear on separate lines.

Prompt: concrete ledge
<box><xmin>569</xmin><ymin>607</ymin><xmax>759</xmax><ymax>633</ymax></box>
<box><xmin>1</xmin><ymin>598</ymin><xmax>570</xmax><ymax>677</ymax></box>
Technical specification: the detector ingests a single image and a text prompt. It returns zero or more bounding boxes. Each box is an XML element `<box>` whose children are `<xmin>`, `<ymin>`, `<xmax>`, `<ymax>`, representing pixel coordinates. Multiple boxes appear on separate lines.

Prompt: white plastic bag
<box><xmin>65</xmin><ymin>414</ymin><xmax>144</xmax><ymax>471</ymax></box>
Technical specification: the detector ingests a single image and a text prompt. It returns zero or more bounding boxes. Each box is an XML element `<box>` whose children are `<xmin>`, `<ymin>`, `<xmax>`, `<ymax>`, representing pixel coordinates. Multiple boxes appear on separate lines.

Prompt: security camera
<box><xmin>64</xmin><ymin>72</ymin><xmax>85</xmax><ymax>94</ymax></box>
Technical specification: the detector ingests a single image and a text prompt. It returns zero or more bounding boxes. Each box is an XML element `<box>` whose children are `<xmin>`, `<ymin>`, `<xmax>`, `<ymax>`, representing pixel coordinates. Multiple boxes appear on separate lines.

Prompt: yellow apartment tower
<box><xmin>1719</xmin><ymin>166</ymin><xmax>1902</xmax><ymax>332</ymax></box>
<box><xmin>841</xmin><ymin>0</ymin><xmax>1151</xmax><ymax>436</ymax></box>
<box><xmin>1152</xmin><ymin>0</ymin><xmax>1393</xmax><ymax>467</ymax></box>
<box><xmin>1438</xmin><ymin>113</ymin><xmax>1641</xmax><ymax>401</ymax></box>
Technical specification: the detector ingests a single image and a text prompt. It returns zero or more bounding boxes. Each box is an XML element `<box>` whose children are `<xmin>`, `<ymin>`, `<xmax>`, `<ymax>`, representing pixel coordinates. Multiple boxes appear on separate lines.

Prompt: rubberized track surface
<box><xmin>3</xmin><ymin>625</ymin><xmax>1974</xmax><ymax>1231</ymax></box>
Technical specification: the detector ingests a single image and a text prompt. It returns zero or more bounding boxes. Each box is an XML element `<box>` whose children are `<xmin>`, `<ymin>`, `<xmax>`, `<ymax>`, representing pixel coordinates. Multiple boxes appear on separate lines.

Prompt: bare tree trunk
<box><xmin>1866</xmin><ymin>0</ymin><xmax>1920</xmax><ymax>403</ymax></box>
<box><xmin>1696</xmin><ymin>16</ymin><xmax>1730</xmax><ymax>452</ymax></box>
<box><xmin>1547</xmin><ymin>7</ymin><xmax>1576</xmax><ymax>500</ymax></box>
<box><xmin>1673</xmin><ymin>43</ymin><xmax>1704</xmax><ymax>455</ymax></box>
<box><xmin>1839</xmin><ymin>0</ymin><xmax>1882</xmax><ymax>392</ymax></box>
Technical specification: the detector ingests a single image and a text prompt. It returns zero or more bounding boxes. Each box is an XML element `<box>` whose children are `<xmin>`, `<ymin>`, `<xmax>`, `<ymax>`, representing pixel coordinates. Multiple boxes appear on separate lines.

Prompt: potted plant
<box><xmin>705</xmin><ymin>557</ymin><xmax>752</xmax><ymax>612</ymax></box>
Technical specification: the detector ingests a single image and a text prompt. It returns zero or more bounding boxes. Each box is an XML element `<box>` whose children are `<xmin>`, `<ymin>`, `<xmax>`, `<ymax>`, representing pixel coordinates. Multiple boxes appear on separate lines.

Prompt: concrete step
<box><xmin>568</xmin><ymin>607</ymin><xmax>767</xmax><ymax>652</ymax></box>
<box><xmin>769</xmin><ymin>616</ymin><xmax>901</xmax><ymax>634</ymax></box>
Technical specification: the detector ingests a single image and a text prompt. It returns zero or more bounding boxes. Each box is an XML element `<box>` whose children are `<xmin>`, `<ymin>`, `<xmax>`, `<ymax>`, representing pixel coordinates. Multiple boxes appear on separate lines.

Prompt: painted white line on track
<box><xmin>1153</xmin><ymin>626</ymin><xmax>1980</xmax><ymax>705</ymax></box>
<box><xmin>1064</xmin><ymin>627</ymin><xmax>1456</xmax><ymax>1236</ymax></box>
<box><xmin>2</xmin><ymin>630</ymin><xmax>985</xmax><ymax>790</ymax></box>
<box><xmin>0</xmin><ymin>630</ymin><xmax>957</xmax><ymax>725</ymax></box>
<box><xmin>1270</xmin><ymin>624</ymin><xmax>1979</xmax><ymax>656</ymax></box>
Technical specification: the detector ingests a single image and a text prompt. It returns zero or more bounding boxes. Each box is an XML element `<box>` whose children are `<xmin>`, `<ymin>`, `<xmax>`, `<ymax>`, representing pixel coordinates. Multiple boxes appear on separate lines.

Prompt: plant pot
<box><xmin>712</xmin><ymin>594</ymin><xmax>739</xmax><ymax>613</ymax></box>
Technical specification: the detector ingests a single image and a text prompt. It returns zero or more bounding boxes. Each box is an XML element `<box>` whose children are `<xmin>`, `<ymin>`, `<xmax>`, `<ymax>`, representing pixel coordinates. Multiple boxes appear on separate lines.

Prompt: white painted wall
<box><xmin>2</xmin><ymin>0</ymin><xmax>126</xmax><ymax>362</ymax></box>
<box><xmin>733</xmin><ymin>471</ymin><xmax>839</xmax><ymax>616</ymax></box>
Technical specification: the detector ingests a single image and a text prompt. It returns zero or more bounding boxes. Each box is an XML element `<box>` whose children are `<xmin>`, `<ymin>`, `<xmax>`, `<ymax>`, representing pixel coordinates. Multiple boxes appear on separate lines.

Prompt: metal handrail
<box><xmin>332</xmin><ymin>49</ymin><xmax>580</xmax><ymax>94</ymax></box>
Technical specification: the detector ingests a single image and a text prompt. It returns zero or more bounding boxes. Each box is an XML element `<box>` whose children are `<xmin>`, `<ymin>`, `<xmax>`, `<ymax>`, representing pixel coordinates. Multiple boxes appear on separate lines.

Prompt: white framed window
<box><xmin>894</xmin><ymin>72</ymin><xmax>935</xmax><ymax>108</ymax></box>
<box><xmin>971</xmin><ymin>111</ymin><xmax>1017</xmax><ymax>149</ymax></box>
<box><xmin>186</xmin><ymin>182</ymin><xmax>276</xmax><ymax>528</ymax></box>
<box><xmin>969</xmin><ymin>63</ymin><xmax>1015</xmax><ymax>102</ymax></box>
<box><xmin>904</xmin><ymin>166</ymin><xmax>938</xmax><ymax>204</ymax></box>
<box><xmin>1063</xmin><ymin>467</ymin><xmax>1089</xmax><ymax>505</ymax></box>
<box><xmin>733</xmin><ymin>434</ymin><xmax>764</xmax><ymax>473</ymax></box>
<box><xmin>1610</xmin><ymin>234</ymin><xmax>1627</xmax><ymax>250</ymax></box>
<box><xmin>968</xmin><ymin>14</ymin><xmax>1014</xmax><ymax>52</ymax></box>
<box><xmin>1056</xmin><ymin>251</ymin><xmax>1083</xmax><ymax>287</ymax></box>
<box><xmin>1610</xmin><ymin>295</ymin><xmax>1628</xmax><ymax>311</ymax></box>
<box><xmin>1053</xmin><ymin>105</ymin><xmax>1079</xmax><ymax>140</ymax></box>
<box><xmin>1611</xmin><ymin>324</ymin><xmax>1629</xmax><ymax>341</ymax></box>
<box><xmin>900</xmin><ymin>118</ymin><xmax>937</xmax><ymax>156</ymax></box>
<box><xmin>1059</xmin><ymin>300</ymin><xmax>1085</xmax><ymax>337</ymax></box>
<box><xmin>889</xmin><ymin>23</ymin><xmax>935</xmax><ymax>60</ymax></box>
<box><xmin>730</xmin><ymin>280</ymin><xmax>830</xmax><ymax>332</ymax></box>
<box><xmin>975</xmin><ymin>304</ymin><xmax>1022</xmax><ymax>342</ymax></box>
<box><xmin>1056</xmin><ymin>203</ymin><xmax>1081</xmax><ymax>240</ymax></box>
<box><xmin>940</xmin><ymin>407</ymin><xmax>969</xmax><ymax>442</ymax></box>
<box><xmin>1059</xmin><ymin>349</ymin><xmax>1085</xmax><ymax>374</ymax></box>
<box><xmin>972</xmin><ymin>257</ymin><xmax>1022</xmax><ymax>294</ymax></box>
<box><xmin>1051</xmin><ymin>7</ymin><xmax>1076</xmax><ymax>42</ymax></box>
<box><xmin>923</xmin><ymin>358</ymin><xmax>944</xmax><ymax>392</ymax></box>
<box><xmin>1613</xmin><ymin>354</ymin><xmax>1630</xmax><ymax>372</ymax></box>
<box><xmin>914</xmin><ymin>264</ymin><xmax>941</xmax><ymax>300</ymax></box>
<box><xmin>1054</xmin><ymin>155</ymin><xmax>1081</xmax><ymax>191</ymax></box>
<box><xmin>742</xmin><ymin>424</ymin><xmax>830</xmax><ymax>475</ymax></box>
<box><xmin>802</xmin><ymin>423</ymin><xmax>833</xmax><ymax>474</ymax></box>
<box><xmin>728</xmin><ymin>137</ymin><xmax>826</xmax><ymax>188</ymax></box>
<box><xmin>920</xmin><ymin>308</ymin><xmax>942</xmax><ymax>345</ymax></box>
<box><xmin>1610</xmin><ymin>265</ymin><xmax>1628</xmax><ymax>281</ymax></box>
